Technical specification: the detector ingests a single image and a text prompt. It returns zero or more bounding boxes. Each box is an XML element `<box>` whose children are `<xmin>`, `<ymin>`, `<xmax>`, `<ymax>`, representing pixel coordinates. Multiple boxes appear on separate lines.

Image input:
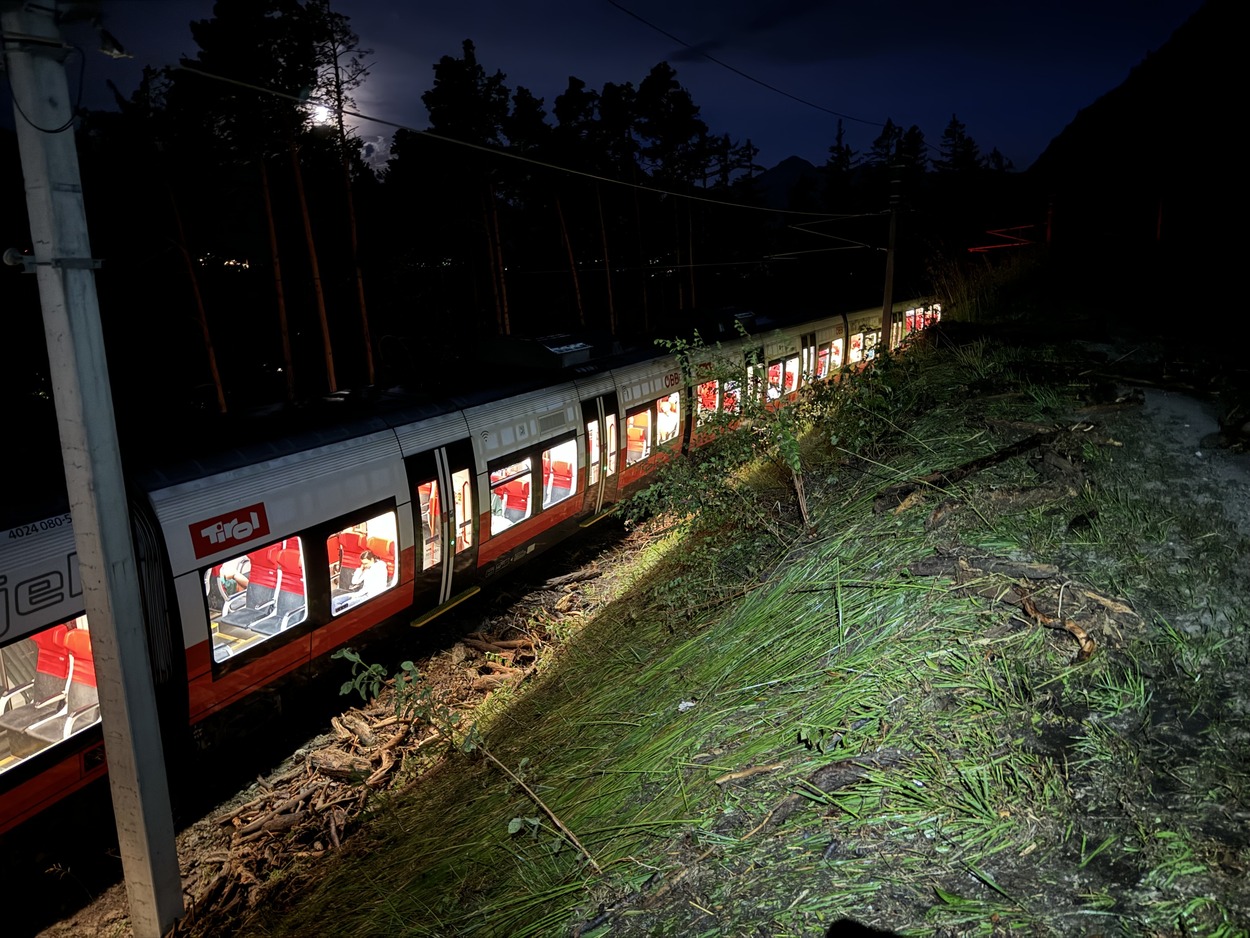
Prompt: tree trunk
<box><xmin>633</xmin><ymin>186</ymin><xmax>649</xmax><ymax>333</ymax></box>
<box><xmin>167</xmin><ymin>184</ymin><xmax>227</xmax><ymax>413</ymax></box>
<box><xmin>327</xmin><ymin>39</ymin><xmax>376</xmax><ymax>385</ymax></box>
<box><xmin>488</xmin><ymin>184</ymin><xmax>510</xmax><ymax>335</ymax></box>
<box><xmin>291</xmin><ymin>140</ymin><xmax>337</xmax><ymax>393</ymax></box>
<box><xmin>342</xmin><ymin>155</ymin><xmax>375</xmax><ymax>384</ymax></box>
<box><xmin>482</xmin><ymin>190</ymin><xmax>505</xmax><ymax>335</ymax></box>
<box><xmin>596</xmin><ymin>185</ymin><xmax>616</xmax><ymax>336</ymax></box>
<box><xmin>555</xmin><ymin>195</ymin><xmax>585</xmax><ymax>327</ymax></box>
<box><xmin>260</xmin><ymin>160</ymin><xmax>296</xmax><ymax>402</ymax></box>
<box><xmin>686</xmin><ymin>202</ymin><xmax>697</xmax><ymax>311</ymax></box>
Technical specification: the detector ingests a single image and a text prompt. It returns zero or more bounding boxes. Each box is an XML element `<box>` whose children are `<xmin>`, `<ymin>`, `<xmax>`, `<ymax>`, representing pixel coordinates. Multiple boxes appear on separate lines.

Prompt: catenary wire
<box><xmin>173</xmin><ymin>63</ymin><xmax>869</xmax><ymax>223</ymax></box>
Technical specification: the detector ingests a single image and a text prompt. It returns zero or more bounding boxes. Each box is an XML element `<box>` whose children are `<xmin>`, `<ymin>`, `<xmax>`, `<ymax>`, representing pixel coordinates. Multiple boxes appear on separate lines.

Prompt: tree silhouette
<box><xmin>934</xmin><ymin>114</ymin><xmax>981</xmax><ymax>173</ymax></box>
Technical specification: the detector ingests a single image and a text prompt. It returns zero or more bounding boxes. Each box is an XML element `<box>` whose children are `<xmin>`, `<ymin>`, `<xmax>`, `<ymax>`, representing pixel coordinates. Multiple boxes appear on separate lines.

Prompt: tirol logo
<box><xmin>190</xmin><ymin>503</ymin><xmax>270</xmax><ymax>559</ymax></box>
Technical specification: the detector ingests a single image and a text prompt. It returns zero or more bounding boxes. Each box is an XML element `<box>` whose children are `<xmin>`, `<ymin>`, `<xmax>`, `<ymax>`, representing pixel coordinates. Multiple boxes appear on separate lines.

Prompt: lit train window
<box><xmin>800</xmin><ymin>332</ymin><xmax>817</xmax><ymax>382</ymax></box>
<box><xmin>697</xmin><ymin>380</ymin><xmax>719</xmax><ymax>423</ymax></box>
<box><xmin>625</xmin><ymin>407</ymin><xmax>651</xmax><ymax>466</ymax></box>
<box><xmin>453</xmin><ymin>470</ymin><xmax>473</xmax><ymax>552</ymax></box>
<box><xmin>656</xmin><ymin>392</ymin><xmax>680</xmax><ymax>445</ymax></box>
<box><xmin>864</xmin><ymin>332</ymin><xmax>879</xmax><ymax>360</ymax></box>
<box><xmin>587</xmin><ymin>420</ymin><xmax>601</xmax><ymax>483</ymax></box>
<box><xmin>0</xmin><ymin>617</ymin><xmax>99</xmax><ymax>775</ymax></box>
<box><xmin>330</xmin><ymin>511</ymin><xmax>399</xmax><ymax>617</ymax></box>
<box><xmin>205</xmin><ymin>539</ymin><xmax>307</xmax><ymax>661</ymax></box>
<box><xmin>785</xmin><ymin>356</ymin><xmax>800</xmax><ymax>392</ymax></box>
<box><xmin>746</xmin><ymin>360</ymin><xmax>765</xmax><ymax>402</ymax></box>
<box><xmin>831</xmin><ymin>338</ymin><xmax>844</xmax><ymax>369</ymax></box>
<box><xmin>767</xmin><ymin>361</ymin><xmax>784</xmax><ymax>401</ymax></box>
<box><xmin>723</xmin><ymin>380</ymin><xmax>741</xmax><ymax>415</ymax></box>
<box><xmin>605</xmin><ymin>414</ymin><xmax>618</xmax><ymax>476</ymax></box>
<box><xmin>817</xmin><ymin>346</ymin><xmax>831</xmax><ymax>379</ymax></box>
<box><xmin>416</xmin><ymin>480</ymin><xmax>441</xmax><ymax>570</ymax></box>
<box><xmin>490</xmin><ymin>459</ymin><xmax>533</xmax><ymax>534</ymax></box>
<box><xmin>849</xmin><ymin>333</ymin><xmax>864</xmax><ymax>364</ymax></box>
<box><xmin>542</xmin><ymin>438</ymin><xmax>578</xmax><ymax>509</ymax></box>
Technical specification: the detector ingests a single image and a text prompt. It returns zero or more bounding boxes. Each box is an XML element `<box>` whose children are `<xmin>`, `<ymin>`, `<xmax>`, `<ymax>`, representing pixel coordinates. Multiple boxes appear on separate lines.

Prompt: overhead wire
<box><xmin>605</xmin><ymin>0</ymin><xmax>882</xmax><ymax>130</ymax></box>
<box><xmin>605</xmin><ymin>1</ymin><xmax>946</xmax><ymax>160</ymax></box>
<box><xmin>174</xmin><ymin>62</ymin><xmax>865</xmax><ymax>223</ymax></box>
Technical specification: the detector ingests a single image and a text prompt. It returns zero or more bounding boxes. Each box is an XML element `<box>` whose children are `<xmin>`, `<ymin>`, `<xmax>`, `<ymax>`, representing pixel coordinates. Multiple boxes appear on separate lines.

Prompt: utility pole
<box><xmin>1</xmin><ymin>5</ymin><xmax>183</xmax><ymax>936</ymax></box>
<box><xmin>879</xmin><ymin>162</ymin><xmax>901</xmax><ymax>354</ymax></box>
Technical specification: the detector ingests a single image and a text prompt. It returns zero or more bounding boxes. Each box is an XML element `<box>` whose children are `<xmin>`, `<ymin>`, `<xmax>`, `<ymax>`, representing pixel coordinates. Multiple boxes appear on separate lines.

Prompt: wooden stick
<box><xmin>478</xmin><ymin>743</ymin><xmax>602</xmax><ymax>874</ymax></box>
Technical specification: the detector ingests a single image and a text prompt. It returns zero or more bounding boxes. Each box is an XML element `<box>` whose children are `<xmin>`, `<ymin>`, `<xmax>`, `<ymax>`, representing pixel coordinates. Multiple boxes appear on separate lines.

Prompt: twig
<box><xmin>478</xmin><ymin>743</ymin><xmax>602</xmax><ymax>874</ymax></box>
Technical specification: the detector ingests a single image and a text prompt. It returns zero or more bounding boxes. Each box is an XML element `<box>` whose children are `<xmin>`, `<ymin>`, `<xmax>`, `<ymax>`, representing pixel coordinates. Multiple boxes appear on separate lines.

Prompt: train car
<box><xmin>0</xmin><ymin>300</ymin><xmax>940</xmax><ymax>835</ymax></box>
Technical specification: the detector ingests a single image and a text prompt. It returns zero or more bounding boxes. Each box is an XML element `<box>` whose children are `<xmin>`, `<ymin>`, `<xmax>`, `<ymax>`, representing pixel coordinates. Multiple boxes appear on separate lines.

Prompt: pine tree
<box><xmin>934</xmin><ymin>114</ymin><xmax>981</xmax><ymax>173</ymax></box>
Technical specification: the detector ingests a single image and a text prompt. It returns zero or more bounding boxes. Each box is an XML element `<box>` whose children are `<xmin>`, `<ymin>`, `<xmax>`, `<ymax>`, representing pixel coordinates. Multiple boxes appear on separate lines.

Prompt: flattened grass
<box><xmin>246</xmin><ymin>334</ymin><xmax>1250</xmax><ymax>938</ymax></box>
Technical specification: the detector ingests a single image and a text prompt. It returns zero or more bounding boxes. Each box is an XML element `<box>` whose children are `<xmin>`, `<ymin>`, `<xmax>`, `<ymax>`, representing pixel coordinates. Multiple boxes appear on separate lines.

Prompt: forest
<box><xmin>3</xmin><ymin>0</ymin><xmax>1032</xmax><ymax>421</ymax></box>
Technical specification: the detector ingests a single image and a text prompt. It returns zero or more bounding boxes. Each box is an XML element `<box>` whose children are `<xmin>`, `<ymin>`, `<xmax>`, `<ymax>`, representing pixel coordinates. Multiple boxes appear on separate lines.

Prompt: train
<box><xmin>0</xmin><ymin>300</ymin><xmax>940</xmax><ymax>835</ymax></box>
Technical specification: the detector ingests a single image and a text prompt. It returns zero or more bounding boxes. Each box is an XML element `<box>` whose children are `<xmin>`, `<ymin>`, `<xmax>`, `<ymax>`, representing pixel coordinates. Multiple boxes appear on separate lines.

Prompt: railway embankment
<box><xmin>44</xmin><ymin>325</ymin><xmax>1250</xmax><ymax>938</ymax></box>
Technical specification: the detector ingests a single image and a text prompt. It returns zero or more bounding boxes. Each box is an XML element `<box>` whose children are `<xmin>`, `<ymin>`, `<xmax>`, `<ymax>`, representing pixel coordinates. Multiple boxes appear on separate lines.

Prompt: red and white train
<box><xmin>0</xmin><ymin>301</ymin><xmax>939</xmax><ymax>834</ymax></box>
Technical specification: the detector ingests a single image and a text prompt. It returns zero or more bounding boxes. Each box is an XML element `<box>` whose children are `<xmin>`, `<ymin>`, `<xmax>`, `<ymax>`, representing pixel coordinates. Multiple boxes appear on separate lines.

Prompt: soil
<box><xmin>21</xmin><ymin>351</ymin><xmax>1250</xmax><ymax>938</ymax></box>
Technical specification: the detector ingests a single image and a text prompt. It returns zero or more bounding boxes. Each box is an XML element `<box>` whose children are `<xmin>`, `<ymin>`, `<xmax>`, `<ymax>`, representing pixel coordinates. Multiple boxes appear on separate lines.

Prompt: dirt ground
<box><xmin>27</xmin><ymin>354</ymin><xmax>1250</xmax><ymax>938</ymax></box>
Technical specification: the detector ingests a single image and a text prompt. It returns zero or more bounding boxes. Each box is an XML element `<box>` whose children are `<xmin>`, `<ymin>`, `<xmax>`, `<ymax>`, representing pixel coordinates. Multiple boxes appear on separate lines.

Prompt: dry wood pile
<box><xmin>169</xmin><ymin>568</ymin><xmax>602</xmax><ymax>937</ymax></box>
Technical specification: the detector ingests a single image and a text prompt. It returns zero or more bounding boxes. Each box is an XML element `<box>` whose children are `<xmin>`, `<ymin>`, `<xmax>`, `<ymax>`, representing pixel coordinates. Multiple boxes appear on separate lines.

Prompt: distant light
<box><xmin>312</xmin><ymin>105</ymin><xmax>331</xmax><ymax>124</ymax></box>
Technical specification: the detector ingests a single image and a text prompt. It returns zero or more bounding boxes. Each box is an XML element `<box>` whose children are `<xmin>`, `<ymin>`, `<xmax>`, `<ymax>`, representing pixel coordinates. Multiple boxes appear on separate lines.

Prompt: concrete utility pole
<box><xmin>1</xmin><ymin>4</ymin><xmax>183</xmax><ymax>935</ymax></box>
<box><xmin>879</xmin><ymin>163</ymin><xmax>901</xmax><ymax>353</ymax></box>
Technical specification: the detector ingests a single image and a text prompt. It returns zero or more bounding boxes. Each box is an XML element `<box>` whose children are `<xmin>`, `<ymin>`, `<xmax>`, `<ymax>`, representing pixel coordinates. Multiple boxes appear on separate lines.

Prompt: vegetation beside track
<box><xmin>216</xmin><ymin>326</ymin><xmax>1249</xmax><ymax>938</ymax></box>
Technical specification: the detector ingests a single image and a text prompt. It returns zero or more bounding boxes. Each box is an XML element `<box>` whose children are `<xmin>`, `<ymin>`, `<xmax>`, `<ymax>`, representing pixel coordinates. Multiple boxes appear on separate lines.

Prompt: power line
<box><xmin>606</xmin><ymin>0</ymin><xmax>883</xmax><ymax>130</ymax></box>
<box><xmin>174</xmin><ymin>63</ymin><xmax>863</xmax><ymax>221</ymax></box>
<box><xmin>606</xmin><ymin>1</ymin><xmax>948</xmax><ymax>161</ymax></box>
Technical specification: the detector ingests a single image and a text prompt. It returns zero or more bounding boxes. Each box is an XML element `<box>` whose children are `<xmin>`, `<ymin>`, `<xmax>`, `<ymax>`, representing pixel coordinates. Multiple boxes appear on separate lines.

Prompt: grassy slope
<box><xmin>243</xmin><ymin>331</ymin><xmax>1249</xmax><ymax>938</ymax></box>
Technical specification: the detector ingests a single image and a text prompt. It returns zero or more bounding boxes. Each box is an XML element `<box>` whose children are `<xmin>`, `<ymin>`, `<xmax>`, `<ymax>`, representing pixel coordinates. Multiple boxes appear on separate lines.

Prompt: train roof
<box><xmin>5</xmin><ymin>300</ymin><xmax>938</xmax><ymax>530</ymax></box>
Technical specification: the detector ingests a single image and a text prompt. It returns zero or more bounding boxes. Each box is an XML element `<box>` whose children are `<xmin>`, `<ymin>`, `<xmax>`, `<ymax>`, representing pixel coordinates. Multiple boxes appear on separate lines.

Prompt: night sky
<box><xmin>12</xmin><ymin>0</ymin><xmax>1207</xmax><ymax>170</ymax></box>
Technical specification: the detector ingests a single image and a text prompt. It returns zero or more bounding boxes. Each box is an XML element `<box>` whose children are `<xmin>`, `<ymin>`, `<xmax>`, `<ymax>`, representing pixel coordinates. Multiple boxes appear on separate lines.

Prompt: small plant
<box><xmin>332</xmin><ymin>646</ymin><xmax>388</xmax><ymax>704</ymax></box>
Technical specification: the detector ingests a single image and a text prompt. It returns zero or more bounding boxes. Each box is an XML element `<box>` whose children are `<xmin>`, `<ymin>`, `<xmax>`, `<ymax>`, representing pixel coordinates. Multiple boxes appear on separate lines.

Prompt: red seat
<box><xmin>30</xmin><ymin>625</ymin><xmax>71</xmax><ymax>683</ymax></box>
<box><xmin>339</xmin><ymin>531</ymin><xmax>369</xmax><ymax>579</ymax></box>
<box><xmin>367</xmin><ymin>536</ymin><xmax>395</xmax><ymax>579</ymax></box>
<box><xmin>11</xmin><ymin>627</ymin><xmax>99</xmax><ymax>758</ymax></box>
<box><xmin>551</xmin><ymin>460</ymin><xmax>573</xmax><ymax>490</ymax></box>
<box><xmin>0</xmin><ymin>624</ymin><xmax>72</xmax><ymax>744</ymax></box>
<box><xmin>276</xmin><ymin>549</ymin><xmax>304</xmax><ymax>591</ymax></box>
<box><xmin>62</xmin><ymin>629</ymin><xmax>96</xmax><ymax>688</ymax></box>
<box><xmin>498</xmin><ymin>480</ymin><xmax>531</xmax><ymax>518</ymax></box>
<box><xmin>251</xmin><ymin>549</ymin><xmax>306</xmax><ymax>636</ymax></box>
<box><xmin>219</xmin><ymin>547</ymin><xmax>281</xmax><ymax>628</ymax></box>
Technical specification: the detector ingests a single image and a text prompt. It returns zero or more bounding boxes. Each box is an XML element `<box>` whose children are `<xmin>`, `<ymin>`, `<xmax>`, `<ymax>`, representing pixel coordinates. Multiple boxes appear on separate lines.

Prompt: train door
<box><xmin>581</xmin><ymin>394</ymin><xmax>619</xmax><ymax>517</ymax></box>
<box><xmin>407</xmin><ymin>440</ymin><xmax>477</xmax><ymax>611</ymax></box>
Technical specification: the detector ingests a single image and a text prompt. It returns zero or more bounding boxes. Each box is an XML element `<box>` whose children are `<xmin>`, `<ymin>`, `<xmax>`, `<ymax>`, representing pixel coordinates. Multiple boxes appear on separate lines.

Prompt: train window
<box><xmin>849</xmin><ymin>333</ymin><xmax>864</xmax><ymax>364</ymax></box>
<box><xmin>586</xmin><ymin>420</ymin><xmax>601</xmax><ymax>484</ymax></box>
<box><xmin>697</xmin><ymin>380</ymin><xmax>719</xmax><ymax>423</ymax></box>
<box><xmin>605</xmin><ymin>414</ymin><xmax>618</xmax><ymax>476</ymax></box>
<box><xmin>205</xmin><ymin>539</ymin><xmax>308</xmax><ymax>662</ymax></box>
<box><xmin>723</xmin><ymin>379</ymin><xmax>741</xmax><ymax>415</ymax></box>
<box><xmin>416</xmin><ymin>480</ymin><xmax>441</xmax><ymax>570</ymax></box>
<box><xmin>864</xmin><ymin>331</ymin><xmax>879</xmax><ymax>360</ymax></box>
<box><xmin>785</xmin><ymin>355</ymin><xmax>800</xmax><ymax>392</ymax></box>
<box><xmin>625</xmin><ymin>407</ymin><xmax>651</xmax><ymax>466</ymax></box>
<box><xmin>453</xmin><ymin>469</ymin><xmax>473</xmax><ymax>553</ymax></box>
<box><xmin>817</xmin><ymin>346</ymin><xmax>831</xmax><ymax>379</ymax></box>
<box><xmin>0</xmin><ymin>617</ymin><xmax>99</xmax><ymax>775</ymax></box>
<box><xmin>831</xmin><ymin>338</ymin><xmax>844</xmax><ymax>370</ymax></box>
<box><xmin>656</xmin><ymin>392</ymin><xmax>680</xmax><ymax>445</ymax></box>
<box><xmin>747</xmin><ymin>360</ymin><xmax>765</xmax><ymax>402</ymax></box>
<box><xmin>330</xmin><ymin>511</ymin><xmax>399</xmax><ymax>617</ymax></box>
<box><xmin>800</xmin><ymin>333</ymin><xmax>817</xmax><ymax>382</ymax></box>
<box><xmin>490</xmin><ymin>459</ymin><xmax>533</xmax><ymax>534</ymax></box>
<box><xmin>767</xmin><ymin>361</ymin><xmax>784</xmax><ymax>401</ymax></box>
<box><xmin>542</xmin><ymin>438</ymin><xmax>578</xmax><ymax>509</ymax></box>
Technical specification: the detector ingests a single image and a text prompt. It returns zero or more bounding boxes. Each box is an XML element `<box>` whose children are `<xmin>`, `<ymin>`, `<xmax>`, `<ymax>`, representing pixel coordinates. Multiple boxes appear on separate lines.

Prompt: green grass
<box><xmin>233</xmin><ymin>330</ymin><xmax>1250</xmax><ymax>938</ymax></box>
